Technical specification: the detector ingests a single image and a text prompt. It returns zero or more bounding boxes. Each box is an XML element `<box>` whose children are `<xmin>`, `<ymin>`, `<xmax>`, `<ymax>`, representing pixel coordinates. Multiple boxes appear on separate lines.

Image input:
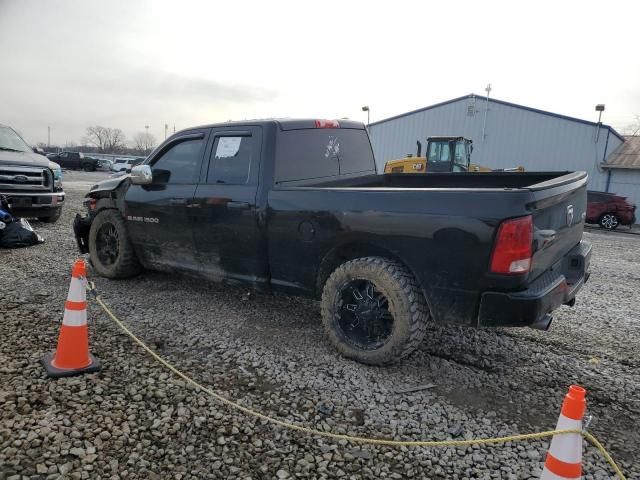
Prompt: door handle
<box><xmin>227</xmin><ymin>201</ymin><xmax>250</xmax><ymax>210</ymax></box>
<box><xmin>169</xmin><ymin>198</ymin><xmax>187</xmax><ymax>205</ymax></box>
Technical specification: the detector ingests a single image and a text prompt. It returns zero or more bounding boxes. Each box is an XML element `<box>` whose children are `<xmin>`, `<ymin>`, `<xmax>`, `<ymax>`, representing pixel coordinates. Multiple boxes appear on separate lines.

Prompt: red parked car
<box><xmin>586</xmin><ymin>191</ymin><xmax>636</xmax><ymax>230</ymax></box>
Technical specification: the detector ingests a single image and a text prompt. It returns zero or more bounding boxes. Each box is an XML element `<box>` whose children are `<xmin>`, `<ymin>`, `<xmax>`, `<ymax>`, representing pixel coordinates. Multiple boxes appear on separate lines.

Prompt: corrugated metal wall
<box><xmin>608</xmin><ymin>169</ymin><xmax>640</xmax><ymax>207</ymax></box>
<box><xmin>368</xmin><ymin>96</ymin><xmax>624</xmax><ymax>193</ymax></box>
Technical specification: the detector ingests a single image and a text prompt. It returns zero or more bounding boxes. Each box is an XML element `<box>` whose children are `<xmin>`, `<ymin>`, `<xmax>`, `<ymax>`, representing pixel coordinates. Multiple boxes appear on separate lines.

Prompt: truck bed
<box><xmin>309</xmin><ymin>171</ymin><xmax>583</xmax><ymax>190</ymax></box>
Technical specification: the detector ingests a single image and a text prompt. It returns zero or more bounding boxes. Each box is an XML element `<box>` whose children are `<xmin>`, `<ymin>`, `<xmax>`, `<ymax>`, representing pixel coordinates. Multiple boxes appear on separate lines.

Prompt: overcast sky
<box><xmin>1</xmin><ymin>0</ymin><xmax>639</xmax><ymax>147</ymax></box>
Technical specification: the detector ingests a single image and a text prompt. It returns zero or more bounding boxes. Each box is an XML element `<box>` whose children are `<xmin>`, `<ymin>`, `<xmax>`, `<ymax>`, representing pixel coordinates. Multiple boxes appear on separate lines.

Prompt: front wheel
<box><xmin>320</xmin><ymin>257</ymin><xmax>429</xmax><ymax>365</ymax></box>
<box><xmin>88</xmin><ymin>209</ymin><xmax>141</xmax><ymax>278</ymax></box>
<box><xmin>83</xmin><ymin>163</ymin><xmax>96</xmax><ymax>172</ymax></box>
<box><xmin>599</xmin><ymin>213</ymin><xmax>619</xmax><ymax>230</ymax></box>
<box><xmin>38</xmin><ymin>208</ymin><xmax>62</xmax><ymax>223</ymax></box>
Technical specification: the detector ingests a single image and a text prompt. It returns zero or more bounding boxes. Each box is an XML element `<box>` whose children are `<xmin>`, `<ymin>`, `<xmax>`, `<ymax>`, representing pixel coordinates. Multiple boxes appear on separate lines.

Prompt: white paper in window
<box><xmin>215</xmin><ymin>137</ymin><xmax>242</xmax><ymax>158</ymax></box>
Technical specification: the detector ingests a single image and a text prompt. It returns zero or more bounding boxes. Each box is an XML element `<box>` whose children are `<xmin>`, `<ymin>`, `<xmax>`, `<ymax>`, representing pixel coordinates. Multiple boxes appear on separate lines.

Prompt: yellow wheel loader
<box><xmin>383</xmin><ymin>136</ymin><xmax>524</xmax><ymax>174</ymax></box>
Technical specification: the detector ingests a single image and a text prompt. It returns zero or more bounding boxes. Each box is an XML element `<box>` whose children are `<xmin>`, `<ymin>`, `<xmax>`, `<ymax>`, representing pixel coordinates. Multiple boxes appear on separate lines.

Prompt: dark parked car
<box><xmin>48</xmin><ymin>151</ymin><xmax>99</xmax><ymax>171</ymax></box>
<box><xmin>586</xmin><ymin>190</ymin><xmax>636</xmax><ymax>230</ymax></box>
<box><xmin>74</xmin><ymin>119</ymin><xmax>591</xmax><ymax>364</ymax></box>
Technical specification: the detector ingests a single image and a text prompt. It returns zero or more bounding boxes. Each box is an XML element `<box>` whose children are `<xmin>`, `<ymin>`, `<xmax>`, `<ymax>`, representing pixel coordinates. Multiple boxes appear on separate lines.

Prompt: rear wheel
<box><xmin>89</xmin><ymin>209</ymin><xmax>141</xmax><ymax>278</ymax></box>
<box><xmin>599</xmin><ymin>213</ymin><xmax>619</xmax><ymax>230</ymax></box>
<box><xmin>320</xmin><ymin>257</ymin><xmax>428</xmax><ymax>365</ymax></box>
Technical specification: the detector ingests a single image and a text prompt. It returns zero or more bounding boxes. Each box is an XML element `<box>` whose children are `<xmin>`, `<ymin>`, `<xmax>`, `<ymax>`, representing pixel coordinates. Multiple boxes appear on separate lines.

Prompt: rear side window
<box><xmin>275</xmin><ymin>128</ymin><xmax>375</xmax><ymax>184</ymax></box>
<box><xmin>207</xmin><ymin>136</ymin><xmax>253</xmax><ymax>184</ymax></box>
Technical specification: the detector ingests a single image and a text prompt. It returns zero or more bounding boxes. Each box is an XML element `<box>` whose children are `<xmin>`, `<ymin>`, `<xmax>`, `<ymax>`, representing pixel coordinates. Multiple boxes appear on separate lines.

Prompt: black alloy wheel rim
<box><xmin>95</xmin><ymin>223</ymin><xmax>119</xmax><ymax>266</ymax></box>
<box><xmin>334</xmin><ymin>279</ymin><xmax>394</xmax><ymax>350</ymax></box>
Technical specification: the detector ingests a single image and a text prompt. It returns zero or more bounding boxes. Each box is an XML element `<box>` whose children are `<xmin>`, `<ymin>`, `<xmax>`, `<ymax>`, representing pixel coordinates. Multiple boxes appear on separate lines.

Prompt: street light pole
<box><xmin>361</xmin><ymin>106</ymin><xmax>370</xmax><ymax>128</ymax></box>
<box><xmin>47</xmin><ymin>125</ymin><xmax>50</xmax><ymax>148</ymax></box>
<box><xmin>595</xmin><ymin>104</ymin><xmax>605</xmax><ymax>143</ymax></box>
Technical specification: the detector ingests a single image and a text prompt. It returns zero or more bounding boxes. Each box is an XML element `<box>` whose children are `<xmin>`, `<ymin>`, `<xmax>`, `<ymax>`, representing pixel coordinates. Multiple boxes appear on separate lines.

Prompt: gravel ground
<box><xmin>1</xmin><ymin>171</ymin><xmax>638</xmax><ymax>479</ymax></box>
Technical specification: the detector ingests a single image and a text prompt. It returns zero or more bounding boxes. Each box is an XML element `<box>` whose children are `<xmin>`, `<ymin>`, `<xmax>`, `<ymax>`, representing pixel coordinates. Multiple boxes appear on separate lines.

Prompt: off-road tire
<box><xmin>89</xmin><ymin>209</ymin><xmax>141</xmax><ymax>278</ymax></box>
<box><xmin>320</xmin><ymin>256</ymin><xmax>428</xmax><ymax>365</ymax></box>
<box><xmin>38</xmin><ymin>208</ymin><xmax>62</xmax><ymax>223</ymax></box>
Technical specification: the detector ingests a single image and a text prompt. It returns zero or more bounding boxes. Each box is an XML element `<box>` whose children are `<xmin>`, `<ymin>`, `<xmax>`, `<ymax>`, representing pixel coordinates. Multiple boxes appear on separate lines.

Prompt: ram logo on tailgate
<box><xmin>566</xmin><ymin>205</ymin><xmax>574</xmax><ymax>227</ymax></box>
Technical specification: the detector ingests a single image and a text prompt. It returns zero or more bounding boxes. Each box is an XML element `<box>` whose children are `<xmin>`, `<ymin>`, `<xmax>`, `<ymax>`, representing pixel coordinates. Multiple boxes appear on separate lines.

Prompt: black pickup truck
<box><xmin>48</xmin><ymin>151</ymin><xmax>99</xmax><ymax>171</ymax></box>
<box><xmin>74</xmin><ymin>119</ymin><xmax>591</xmax><ymax>364</ymax></box>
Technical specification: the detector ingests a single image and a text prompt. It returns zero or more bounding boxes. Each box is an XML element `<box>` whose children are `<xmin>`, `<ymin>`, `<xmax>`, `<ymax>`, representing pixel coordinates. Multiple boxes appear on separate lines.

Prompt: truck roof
<box><xmin>185</xmin><ymin>118</ymin><xmax>366</xmax><ymax>132</ymax></box>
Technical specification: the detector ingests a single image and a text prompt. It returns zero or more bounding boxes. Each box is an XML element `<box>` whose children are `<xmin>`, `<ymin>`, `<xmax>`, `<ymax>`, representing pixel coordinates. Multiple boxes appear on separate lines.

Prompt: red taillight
<box><xmin>490</xmin><ymin>215</ymin><xmax>533</xmax><ymax>275</ymax></box>
<box><xmin>315</xmin><ymin>119</ymin><xmax>340</xmax><ymax>128</ymax></box>
<box><xmin>88</xmin><ymin>198</ymin><xmax>97</xmax><ymax>211</ymax></box>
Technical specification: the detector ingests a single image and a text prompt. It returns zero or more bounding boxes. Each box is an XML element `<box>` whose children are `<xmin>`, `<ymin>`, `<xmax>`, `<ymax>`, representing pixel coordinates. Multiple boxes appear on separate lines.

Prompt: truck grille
<box><xmin>0</xmin><ymin>165</ymin><xmax>51</xmax><ymax>192</ymax></box>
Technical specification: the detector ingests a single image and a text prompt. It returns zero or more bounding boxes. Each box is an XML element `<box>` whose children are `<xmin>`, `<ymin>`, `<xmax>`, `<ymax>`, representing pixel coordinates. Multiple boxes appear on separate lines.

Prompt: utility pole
<box><xmin>47</xmin><ymin>125</ymin><xmax>50</xmax><ymax>148</ymax></box>
<box><xmin>164</xmin><ymin>124</ymin><xmax>168</xmax><ymax>140</ymax></box>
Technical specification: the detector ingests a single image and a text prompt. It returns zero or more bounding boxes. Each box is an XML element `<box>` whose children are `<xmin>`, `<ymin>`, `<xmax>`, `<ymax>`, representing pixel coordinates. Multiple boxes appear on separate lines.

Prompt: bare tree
<box><xmin>622</xmin><ymin>115</ymin><xmax>640</xmax><ymax>136</ymax></box>
<box><xmin>132</xmin><ymin>131</ymin><xmax>157</xmax><ymax>154</ymax></box>
<box><xmin>106</xmin><ymin>128</ymin><xmax>126</xmax><ymax>152</ymax></box>
<box><xmin>85</xmin><ymin>126</ymin><xmax>109</xmax><ymax>151</ymax></box>
<box><xmin>85</xmin><ymin>126</ymin><xmax>127</xmax><ymax>153</ymax></box>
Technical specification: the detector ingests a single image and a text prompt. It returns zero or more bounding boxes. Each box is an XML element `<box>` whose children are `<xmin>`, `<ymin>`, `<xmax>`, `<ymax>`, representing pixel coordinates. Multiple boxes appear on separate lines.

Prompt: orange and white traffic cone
<box><xmin>41</xmin><ymin>259</ymin><xmax>101</xmax><ymax>378</ymax></box>
<box><xmin>540</xmin><ymin>385</ymin><xmax>586</xmax><ymax>479</ymax></box>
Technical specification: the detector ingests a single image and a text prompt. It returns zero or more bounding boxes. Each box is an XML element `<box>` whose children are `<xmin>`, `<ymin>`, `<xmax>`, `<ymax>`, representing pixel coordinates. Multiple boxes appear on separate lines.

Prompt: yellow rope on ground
<box><xmin>87</xmin><ymin>285</ymin><xmax>627</xmax><ymax>479</ymax></box>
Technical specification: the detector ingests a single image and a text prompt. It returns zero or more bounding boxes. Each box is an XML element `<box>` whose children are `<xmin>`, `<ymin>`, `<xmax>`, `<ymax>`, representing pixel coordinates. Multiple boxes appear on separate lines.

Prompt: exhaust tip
<box><xmin>530</xmin><ymin>314</ymin><xmax>553</xmax><ymax>331</ymax></box>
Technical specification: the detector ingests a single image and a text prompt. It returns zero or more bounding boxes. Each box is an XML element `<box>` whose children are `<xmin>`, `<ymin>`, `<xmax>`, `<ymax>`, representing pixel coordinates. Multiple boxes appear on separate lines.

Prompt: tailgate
<box><xmin>527</xmin><ymin>172</ymin><xmax>588</xmax><ymax>281</ymax></box>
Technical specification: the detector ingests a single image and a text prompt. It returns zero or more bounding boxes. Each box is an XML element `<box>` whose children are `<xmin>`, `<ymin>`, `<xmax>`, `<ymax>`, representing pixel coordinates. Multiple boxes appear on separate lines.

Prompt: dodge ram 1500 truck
<box><xmin>0</xmin><ymin>124</ymin><xmax>65</xmax><ymax>223</ymax></box>
<box><xmin>74</xmin><ymin>119</ymin><xmax>591</xmax><ymax>365</ymax></box>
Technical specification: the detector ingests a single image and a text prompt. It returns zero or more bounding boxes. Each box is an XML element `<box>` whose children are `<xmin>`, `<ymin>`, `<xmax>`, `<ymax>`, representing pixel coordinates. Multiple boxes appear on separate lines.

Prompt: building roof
<box><xmin>602</xmin><ymin>136</ymin><xmax>640</xmax><ymax>170</ymax></box>
<box><xmin>369</xmin><ymin>93</ymin><xmax>624</xmax><ymax>142</ymax></box>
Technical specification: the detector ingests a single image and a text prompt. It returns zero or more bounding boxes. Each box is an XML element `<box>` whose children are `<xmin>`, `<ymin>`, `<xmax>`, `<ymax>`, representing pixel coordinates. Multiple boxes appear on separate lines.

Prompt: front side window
<box><xmin>151</xmin><ymin>138</ymin><xmax>204</xmax><ymax>184</ymax></box>
<box><xmin>207</xmin><ymin>136</ymin><xmax>252</xmax><ymax>184</ymax></box>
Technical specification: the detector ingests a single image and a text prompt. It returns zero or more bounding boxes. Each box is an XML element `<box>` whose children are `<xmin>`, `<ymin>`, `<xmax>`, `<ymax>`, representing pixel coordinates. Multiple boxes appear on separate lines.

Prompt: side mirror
<box><xmin>130</xmin><ymin>164</ymin><xmax>152</xmax><ymax>185</ymax></box>
<box><xmin>34</xmin><ymin>146</ymin><xmax>45</xmax><ymax>155</ymax></box>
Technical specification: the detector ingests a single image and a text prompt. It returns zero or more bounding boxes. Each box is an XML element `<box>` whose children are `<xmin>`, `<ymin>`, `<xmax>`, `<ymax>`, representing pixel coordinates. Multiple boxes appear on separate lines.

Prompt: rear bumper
<box><xmin>478</xmin><ymin>241</ymin><xmax>591</xmax><ymax>328</ymax></box>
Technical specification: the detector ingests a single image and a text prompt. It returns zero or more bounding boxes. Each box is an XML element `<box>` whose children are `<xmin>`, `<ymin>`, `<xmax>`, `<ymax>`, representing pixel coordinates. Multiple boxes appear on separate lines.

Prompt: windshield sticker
<box><xmin>216</xmin><ymin>137</ymin><xmax>242</xmax><ymax>158</ymax></box>
<box><xmin>325</xmin><ymin>136</ymin><xmax>340</xmax><ymax>158</ymax></box>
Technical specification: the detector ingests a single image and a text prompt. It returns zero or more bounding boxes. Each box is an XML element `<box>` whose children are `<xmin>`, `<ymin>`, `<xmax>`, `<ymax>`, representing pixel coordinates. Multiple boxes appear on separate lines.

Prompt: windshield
<box><xmin>427</xmin><ymin>141</ymin><xmax>452</xmax><ymax>163</ymax></box>
<box><xmin>0</xmin><ymin>126</ymin><xmax>32</xmax><ymax>153</ymax></box>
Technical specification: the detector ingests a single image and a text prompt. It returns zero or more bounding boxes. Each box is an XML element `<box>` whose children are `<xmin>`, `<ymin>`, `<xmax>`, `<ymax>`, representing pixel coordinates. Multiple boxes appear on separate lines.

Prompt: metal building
<box><xmin>602</xmin><ymin>136</ymin><xmax>640</xmax><ymax>204</ymax></box>
<box><xmin>368</xmin><ymin>94</ymin><xmax>625</xmax><ymax>194</ymax></box>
